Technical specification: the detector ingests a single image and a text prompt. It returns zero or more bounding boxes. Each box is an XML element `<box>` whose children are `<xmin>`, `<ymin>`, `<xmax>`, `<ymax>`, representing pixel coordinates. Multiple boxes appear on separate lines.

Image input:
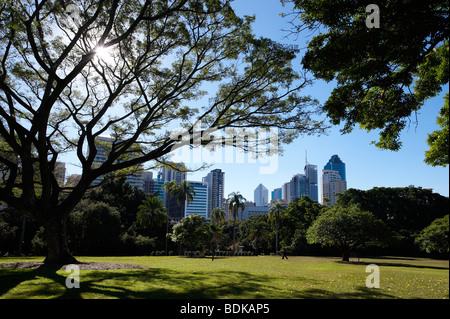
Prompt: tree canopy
<box><xmin>415</xmin><ymin>215</ymin><xmax>449</xmax><ymax>254</ymax></box>
<box><xmin>0</xmin><ymin>0</ymin><xmax>325</xmax><ymax>263</ymax></box>
<box><xmin>282</xmin><ymin>0</ymin><xmax>449</xmax><ymax>164</ymax></box>
<box><xmin>307</xmin><ymin>204</ymin><xmax>390</xmax><ymax>261</ymax></box>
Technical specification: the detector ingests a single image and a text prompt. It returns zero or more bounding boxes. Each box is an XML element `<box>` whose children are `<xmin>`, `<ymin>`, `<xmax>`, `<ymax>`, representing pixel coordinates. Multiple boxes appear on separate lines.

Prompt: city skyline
<box><xmin>59</xmin><ymin>0</ymin><xmax>449</xmax><ymax>203</ymax></box>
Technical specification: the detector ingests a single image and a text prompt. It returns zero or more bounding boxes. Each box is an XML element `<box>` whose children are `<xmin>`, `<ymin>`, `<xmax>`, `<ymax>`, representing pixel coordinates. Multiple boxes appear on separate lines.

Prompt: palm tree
<box><xmin>163</xmin><ymin>180</ymin><xmax>196</xmax><ymax>217</ymax></box>
<box><xmin>268</xmin><ymin>201</ymin><xmax>286</xmax><ymax>252</ymax></box>
<box><xmin>176</xmin><ymin>180</ymin><xmax>196</xmax><ymax>206</ymax></box>
<box><xmin>226</xmin><ymin>192</ymin><xmax>246</xmax><ymax>253</ymax></box>
<box><xmin>209</xmin><ymin>223</ymin><xmax>223</xmax><ymax>261</ymax></box>
<box><xmin>163</xmin><ymin>180</ymin><xmax>196</xmax><ymax>205</ymax></box>
<box><xmin>210</xmin><ymin>207</ymin><xmax>226</xmax><ymax>226</ymax></box>
<box><xmin>248</xmin><ymin>220</ymin><xmax>270</xmax><ymax>255</ymax></box>
<box><xmin>137</xmin><ymin>196</ymin><xmax>168</xmax><ymax>229</ymax></box>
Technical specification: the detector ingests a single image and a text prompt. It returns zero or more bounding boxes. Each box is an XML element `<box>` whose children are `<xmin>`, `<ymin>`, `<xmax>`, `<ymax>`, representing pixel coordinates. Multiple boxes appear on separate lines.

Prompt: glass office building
<box><xmin>184</xmin><ymin>181</ymin><xmax>209</xmax><ymax>219</ymax></box>
<box><xmin>324</xmin><ymin>155</ymin><xmax>346</xmax><ymax>181</ymax></box>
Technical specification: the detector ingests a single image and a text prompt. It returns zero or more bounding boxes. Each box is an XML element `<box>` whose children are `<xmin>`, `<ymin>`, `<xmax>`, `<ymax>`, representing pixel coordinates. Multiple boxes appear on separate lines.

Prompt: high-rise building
<box><xmin>289</xmin><ymin>173</ymin><xmax>308</xmax><ymax>202</ymax></box>
<box><xmin>151</xmin><ymin>177</ymin><xmax>165</xmax><ymax>202</ymax></box>
<box><xmin>202</xmin><ymin>169</ymin><xmax>225</xmax><ymax>215</ymax></box>
<box><xmin>158</xmin><ymin>164</ymin><xmax>186</xmax><ymax>184</ymax></box>
<box><xmin>158</xmin><ymin>163</ymin><xmax>187</xmax><ymax>221</ymax></box>
<box><xmin>271</xmin><ymin>188</ymin><xmax>282</xmax><ymax>201</ymax></box>
<box><xmin>282</xmin><ymin>182</ymin><xmax>291</xmax><ymax>202</ymax></box>
<box><xmin>184</xmin><ymin>181</ymin><xmax>209</xmax><ymax>219</ymax></box>
<box><xmin>277</xmin><ymin>156</ymin><xmax>319</xmax><ymax>204</ymax></box>
<box><xmin>305</xmin><ymin>164</ymin><xmax>318</xmax><ymax>202</ymax></box>
<box><xmin>321</xmin><ymin>155</ymin><xmax>347</xmax><ymax>206</ymax></box>
<box><xmin>92</xmin><ymin>135</ymin><xmax>144</xmax><ymax>190</ymax></box>
<box><xmin>324</xmin><ymin>155</ymin><xmax>346</xmax><ymax>181</ymax></box>
<box><xmin>143</xmin><ymin>172</ymin><xmax>153</xmax><ymax>194</ymax></box>
<box><xmin>254</xmin><ymin>183</ymin><xmax>269</xmax><ymax>206</ymax></box>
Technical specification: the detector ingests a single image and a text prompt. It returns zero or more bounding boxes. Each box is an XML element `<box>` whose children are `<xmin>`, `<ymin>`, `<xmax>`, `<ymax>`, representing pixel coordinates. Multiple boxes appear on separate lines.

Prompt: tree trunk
<box><xmin>275</xmin><ymin>223</ymin><xmax>279</xmax><ymax>253</ymax></box>
<box><xmin>232</xmin><ymin>216</ymin><xmax>236</xmax><ymax>254</ymax></box>
<box><xmin>341</xmin><ymin>248</ymin><xmax>350</xmax><ymax>262</ymax></box>
<box><xmin>43</xmin><ymin>215</ymin><xmax>79</xmax><ymax>264</ymax></box>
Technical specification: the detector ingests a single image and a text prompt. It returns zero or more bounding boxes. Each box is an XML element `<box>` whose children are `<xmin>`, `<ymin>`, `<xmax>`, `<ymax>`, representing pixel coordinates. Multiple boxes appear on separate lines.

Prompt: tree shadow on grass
<box><xmin>0</xmin><ymin>266</ymin><xmax>272</xmax><ymax>299</ymax></box>
<box><xmin>0</xmin><ymin>266</ymin><xmax>398</xmax><ymax>299</ymax></box>
<box><xmin>336</xmin><ymin>260</ymin><xmax>449</xmax><ymax>271</ymax></box>
<box><xmin>295</xmin><ymin>287</ymin><xmax>396</xmax><ymax>299</ymax></box>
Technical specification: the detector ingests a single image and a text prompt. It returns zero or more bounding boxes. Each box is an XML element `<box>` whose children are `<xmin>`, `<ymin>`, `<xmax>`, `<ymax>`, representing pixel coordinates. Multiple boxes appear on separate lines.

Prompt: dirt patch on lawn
<box><xmin>0</xmin><ymin>261</ymin><xmax>149</xmax><ymax>270</ymax></box>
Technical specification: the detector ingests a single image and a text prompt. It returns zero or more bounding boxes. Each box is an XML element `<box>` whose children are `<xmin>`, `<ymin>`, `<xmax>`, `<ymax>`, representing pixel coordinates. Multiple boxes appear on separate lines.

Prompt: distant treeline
<box><xmin>1</xmin><ymin>179</ymin><xmax>448</xmax><ymax>259</ymax></box>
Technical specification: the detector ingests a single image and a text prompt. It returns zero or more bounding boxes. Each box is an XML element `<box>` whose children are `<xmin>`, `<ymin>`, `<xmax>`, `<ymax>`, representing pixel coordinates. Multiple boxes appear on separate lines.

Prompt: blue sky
<box><xmin>62</xmin><ymin>0</ymin><xmax>449</xmax><ymax>201</ymax></box>
<box><xmin>186</xmin><ymin>0</ymin><xmax>449</xmax><ymax>201</ymax></box>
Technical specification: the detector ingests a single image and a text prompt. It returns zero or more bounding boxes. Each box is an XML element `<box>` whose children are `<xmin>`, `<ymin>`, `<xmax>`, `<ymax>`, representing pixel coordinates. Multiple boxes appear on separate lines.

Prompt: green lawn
<box><xmin>0</xmin><ymin>256</ymin><xmax>448</xmax><ymax>299</ymax></box>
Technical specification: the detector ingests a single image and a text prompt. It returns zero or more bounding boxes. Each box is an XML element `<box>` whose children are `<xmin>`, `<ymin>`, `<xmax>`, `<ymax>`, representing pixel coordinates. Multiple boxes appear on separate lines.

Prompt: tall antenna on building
<box><xmin>305</xmin><ymin>150</ymin><xmax>308</xmax><ymax>166</ymax></box>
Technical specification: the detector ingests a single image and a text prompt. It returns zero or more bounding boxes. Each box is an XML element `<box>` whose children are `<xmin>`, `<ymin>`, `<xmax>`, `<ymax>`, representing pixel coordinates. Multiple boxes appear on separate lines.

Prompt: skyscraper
<box><xmin>158</xmin><ymin>163</ymin><xmax>186</xmax><ymax>184</ymax></box>
<box><xmin>184</xmin><ymin>181</ymin><xmax>209</xmax><ymax>219</ymax></box>
<box><xmin>282</xmin><ymin>182</ymin><xmax>291</xmax><ymax>202</ymax></box>
<box><xmin>289</xmin><ymin>173</ymin><xmax>308</xmax><ymax>202</ymax></box>
<box><xmin>202</xmin><ymin>169</ymin><xmax>225</xmax><ymax>215</ymax></box>
<box><xmin>158</xmin><ymin>163</ymin><xmax>187</xmax><ymax>221</ymax></box>
<box><xmin>254</xmin><ymin>183</ymin><xmax>269</xmax><ymax>206</ymax></box>
<box><xmin>271</xmin><ymin>188</ymin><xmax>282</xmax><ymax>201</ymax></box>
<box><xmin>324</xmin><ymin>155</ymin><xmax>346</xmax><ymax>181</ymax></box>
<box><xmin>92</xmin><ymin>135</ymin><xmax>144</xmax><ymax>190</ymax></box>
<box><xmin>305</xmin><ymin>164</ymin><xmax>318</xmax><ymax>202</ymax></box>
<box><xmin>322</xmin><ymin>155</ymin><xmax>347</xmax><ymax>206</ymax></box>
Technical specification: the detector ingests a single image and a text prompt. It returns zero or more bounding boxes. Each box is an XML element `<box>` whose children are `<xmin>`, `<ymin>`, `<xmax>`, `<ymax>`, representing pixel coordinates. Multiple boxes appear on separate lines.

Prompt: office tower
<box><xmin>151</xmin><ymin>177</ymin><xmax>165</xmax><ymax>202</ymax></box>
<box><xmin>158</xmin><ymin>163</ymin><xmax>187</xmax><ymax>221</ymax></box>
<box><xmin>184</xmin><ymin>181</ymin><xmax>209</xmax><ymax>219</ymax></box>
<box><xmin>305</xmin><ymin>164</ymin><xmax>318</xmax><ymax>202</ymax></box>
<box><xmin>254</xmin><ymin>183</ymin><xmax>269</xmax><ymax>206</ymax></box>
<box><xmin>202</xmin><ymin>169</ymin><xmax>225</xmax><ymax>215</ymax></box>
<box><xmin>271</xmin><ymin>188</ymin><xmax>282</xmax><ymax>201</ymax></box>
<box><xmin>158</xmin><ymin>163</ymin><xmax>186</xmax><ymax>184</ymax></box>
<box><xmin>142</xmin><ymin>172</ymin><xmax>153</xmax><ymax>194</ymax></box>
<box><xmin>321</xmin><ymin>170</ymin><xmax>347</xmax><ymax>206</ymax></box>
<box><xmin>289</xmin><ymin>173</ymin><xmax>309</xmax><ymax>202</ymax></box>
<box><xmin>92</xmin><ymin>135</ymin><xmax>144</xmax><ymax>190</ymax></box>
<box><xmin>322</xmin><ymin>154</ymin><xmax>347</xmax><ymax>206</ymax></box>
<box><xmin>324</xmin><ymin>155</ymin><xmax>346</xmax><ymax>181</ymax></box>
<box><xmin>282</xmin><ymin>182</ymin><xmax>291</xmax><ymax>202</ymax></box>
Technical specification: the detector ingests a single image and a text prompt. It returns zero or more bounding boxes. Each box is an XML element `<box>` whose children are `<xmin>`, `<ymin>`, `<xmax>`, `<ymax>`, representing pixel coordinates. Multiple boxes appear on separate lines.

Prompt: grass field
<box><xmin>0</xmin><ymin>256</ymin><xmax>448</xmax><ymax>299</ymax></box>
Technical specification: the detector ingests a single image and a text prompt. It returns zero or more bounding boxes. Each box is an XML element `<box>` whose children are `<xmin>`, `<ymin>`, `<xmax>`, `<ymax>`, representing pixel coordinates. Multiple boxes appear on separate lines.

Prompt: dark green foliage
<box><xmin>170</xmin><ymin>214</ymin><xmax>213</xmax><ymax>253</ymax></box>
<box><xmin>278</xmin><ymin>196</ymin><xmax>323</xmax><ymax>255</ymax></box>
<box><xmin>307</xmin><ymin>204</ymin><xmax>390</xmax><ymax>261</ymax></box>
<box><xmin>69</xmin><ymin>200</ymin><xmax>122</xmax><ymax>255</ymax></box>
<box><xmin>425</xmin><ymin>93</ymin><xmax>449</xmax><ymax>167</ymax></box>
<box><xmin>337</xmin><ymin>186</ymin><xmax>449</xmax><ymax>255</ymax></box>
<box><xmin>0</xmin><ymin>220</ymin><xmax>18</xmax><ymax>253</ymax></box>
<box><xmin>239</xmin><ymin>215</ymin><xmax>271</xmax><ymax>254</ymax></box>
<box><xmin>283</xmin><ymin>0</ymin><xmax>449</xmax><ymax>161</ymax></box>
<box><xmin>87</xmin><ymin>178</ymin><xmax>146</xmax><ymax>230</ymax></box>
<box><xmin>0</xmin><ymin>0</ymin><xmax>326</xmax><ymax>263</ymax></box>
<box><xmin>415</xmin><ymin>215</ymin><xmax>449</xmax><ymax>255</ymax></box>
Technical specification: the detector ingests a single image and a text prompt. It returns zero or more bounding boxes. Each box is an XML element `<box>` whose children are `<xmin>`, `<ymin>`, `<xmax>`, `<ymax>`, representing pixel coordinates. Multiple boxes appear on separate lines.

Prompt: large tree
<box><xmin>0</xmin><ymin>0</ymin><xmax>325</xmax><ymax>263</ymax></box>
<box><xmin>268</xmin><ymin>201</ymin><xmax>285</xmax><ymax>252</ymax></box>
<box><xmin>306</xmin><ymin>204</ymin><xmax>390</xmax><ymax>261</ymax></box>
<box><xmin>226</xmin><ymin>191</ymin><xmax>246</xmax><ymax>253</ymax></box>
<box><xmin>282</xmin><ymin>0</ymin><xmax>449</xmax><ymax>164</ymax></box>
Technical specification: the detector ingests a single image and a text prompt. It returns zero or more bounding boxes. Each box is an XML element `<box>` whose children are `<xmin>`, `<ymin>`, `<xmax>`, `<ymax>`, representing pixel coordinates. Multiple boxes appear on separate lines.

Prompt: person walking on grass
<box><xmin>281</xmin><ymin>247</ymin><xmax>288</xmax><ymax>260</ymax></box>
